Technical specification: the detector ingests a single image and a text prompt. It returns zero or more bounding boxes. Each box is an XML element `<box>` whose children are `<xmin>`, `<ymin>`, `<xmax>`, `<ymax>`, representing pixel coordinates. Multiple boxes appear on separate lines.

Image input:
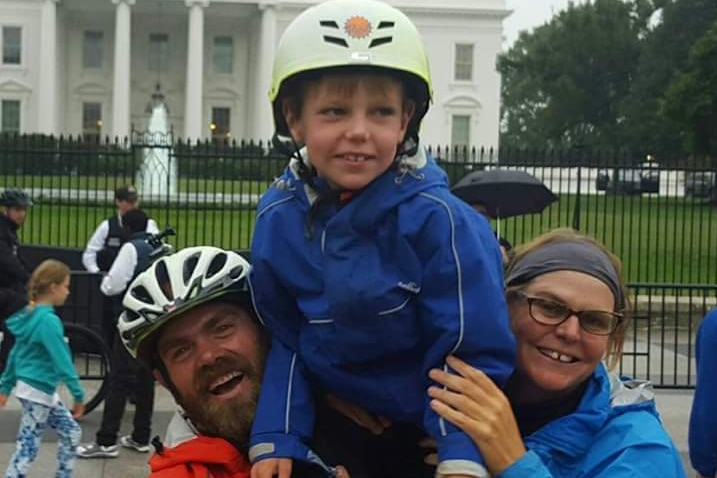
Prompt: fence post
<box><xmin>571</xmin><ymin>144</ymin><xmax>584</xmax><ymax>231</ymax></box>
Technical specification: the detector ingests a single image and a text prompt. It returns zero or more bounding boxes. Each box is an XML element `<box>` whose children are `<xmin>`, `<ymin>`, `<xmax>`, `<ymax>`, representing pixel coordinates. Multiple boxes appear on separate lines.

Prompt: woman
<box><xmin>428</xmin><ymin>228</ymin><xmax>685</xmax><ymax>477</ymax></box>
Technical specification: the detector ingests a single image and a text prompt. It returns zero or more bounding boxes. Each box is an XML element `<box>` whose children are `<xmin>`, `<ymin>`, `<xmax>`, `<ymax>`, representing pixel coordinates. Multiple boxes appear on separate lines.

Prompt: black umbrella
<box><xmin>451</xmin><ymin>169</ymin><xmax>558</xmax><ymax>219</ymax></box>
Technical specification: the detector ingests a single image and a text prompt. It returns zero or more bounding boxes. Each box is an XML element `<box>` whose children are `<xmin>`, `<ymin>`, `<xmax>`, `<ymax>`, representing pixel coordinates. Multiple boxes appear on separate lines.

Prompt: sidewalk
<box><xmin>0</xmin><ymin>385</ymin><xmax>696</xmax><ymax>477</ymax></box>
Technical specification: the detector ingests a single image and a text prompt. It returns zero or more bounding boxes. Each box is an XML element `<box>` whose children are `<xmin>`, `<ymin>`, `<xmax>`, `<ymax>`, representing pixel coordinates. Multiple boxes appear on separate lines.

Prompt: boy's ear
<box><xmin>282</xmin><ymin>99</ymin><xmax>304</xmax><ymax>143</ymax></box>
<box><xmin>401</xmin><ymin>99</ymin><xmax>417</xmax><ymax>136</ymax></box>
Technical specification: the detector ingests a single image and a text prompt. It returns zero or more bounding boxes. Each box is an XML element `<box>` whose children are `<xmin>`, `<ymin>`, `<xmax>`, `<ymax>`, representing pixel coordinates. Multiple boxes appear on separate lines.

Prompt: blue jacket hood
<box><xmin>6</xmin><ymin>304</ymin><xmax>51</xmax><ymax>340</ymax></box>
<box><xmin>266</xmin><ymin>145</ymin><xmax>448</xmax><ymax>229</ymax></box>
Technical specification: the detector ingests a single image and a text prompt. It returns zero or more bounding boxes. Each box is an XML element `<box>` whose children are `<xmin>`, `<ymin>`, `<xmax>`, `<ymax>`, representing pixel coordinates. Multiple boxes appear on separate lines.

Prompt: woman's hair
<box><xmin>505</xmin><ymin>228</ymin><xmax>630</xmax><ymax>369</ymax></box>
<box><xmin>27</xmin><ymin>259</ymin><xmax>70</xmax><ymax>302</ymax></box>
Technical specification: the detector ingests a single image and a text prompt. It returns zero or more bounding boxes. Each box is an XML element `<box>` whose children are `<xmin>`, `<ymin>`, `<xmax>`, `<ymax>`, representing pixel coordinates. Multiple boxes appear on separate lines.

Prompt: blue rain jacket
<box><xmin>689</xmin><ymin>308</ymin><xmax>717</xmax><ymax>478</ymax></box>
<box><xmin>249</xmin><ymin>146</ymin><xmax>515</xmax><ymax>473</ymax></box>
<box><xmin>498</xmin><ymin>364</ymin><xmax>685</xmax><ymax>478</ymax></box>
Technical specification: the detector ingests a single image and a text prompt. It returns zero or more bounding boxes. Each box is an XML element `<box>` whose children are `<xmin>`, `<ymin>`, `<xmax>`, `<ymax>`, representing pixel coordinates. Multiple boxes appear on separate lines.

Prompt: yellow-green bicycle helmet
<box><xmin>271</xmin><ymin>0</ymin><xmax>433</xmax><ymax>140</ymax></box>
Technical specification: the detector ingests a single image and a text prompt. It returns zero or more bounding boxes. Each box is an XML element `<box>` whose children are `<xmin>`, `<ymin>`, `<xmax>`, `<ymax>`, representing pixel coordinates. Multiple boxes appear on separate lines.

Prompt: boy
<box><xmin>249</xmin><ymin>1</ymin><xmax>515</xmax><ymax>477</ymax></box>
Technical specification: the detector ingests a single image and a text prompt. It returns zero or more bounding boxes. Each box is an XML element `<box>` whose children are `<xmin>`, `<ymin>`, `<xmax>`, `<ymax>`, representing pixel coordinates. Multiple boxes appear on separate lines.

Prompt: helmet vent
<box><xmin>183</xmin><ymin>254</ymin><xmax>200</xmax><ymax>285</ymax></box>
<box><xmin>206</xmin><ymin>252</ymin><xmax>228</xmax><ymax>279</ymax></box>
<box><xmin>319</xmin><ymin>20</ymin><xmax>340</xmax><ymax>29</ymax></box>
<box><xmin>369</xmin><ymin>37</ymin><xmax>392</xmax><ymax>48</ymax></box>
<box><xmin>323</xmin><ymin>36</ymin><xmax>349</xmax><ymax>48</ymax></box>
<box><xmin>377</xmin><ymin>21</ymin><xmax>395</xmax><ymax>29</ymax></box>
<box><xmin>131</xmin><ymin>285</ymin><xmax>154</xmax><ymax>304</ymax></box>
<box><xmin>154</xmin><ymin>261</ymin><xmax>173</xmax><ymax>301</ymax></box>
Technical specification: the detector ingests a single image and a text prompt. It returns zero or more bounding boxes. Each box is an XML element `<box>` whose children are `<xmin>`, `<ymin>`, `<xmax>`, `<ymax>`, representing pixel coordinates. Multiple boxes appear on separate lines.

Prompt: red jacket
<box><xmin>149</xmin><ymin>435</ymin><xmax>251</xmax><ymax>478</ymax></box>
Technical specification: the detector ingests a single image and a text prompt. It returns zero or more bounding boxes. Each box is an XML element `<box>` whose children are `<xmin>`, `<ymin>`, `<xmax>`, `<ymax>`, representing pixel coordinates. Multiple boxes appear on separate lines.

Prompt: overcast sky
<box><xmin>503</xmin><ymin>0</ymin><xmax>576</xmax><ymax>49</ymax></box>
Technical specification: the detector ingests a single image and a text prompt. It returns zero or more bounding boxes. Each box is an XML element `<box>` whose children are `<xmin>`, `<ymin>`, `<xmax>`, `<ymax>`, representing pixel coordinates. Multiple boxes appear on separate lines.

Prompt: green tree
<box><xmin>620</xmin><ymin>0</ymin><xmax>717</xmax><ymax>161</ymax></box>
<box><xmin>498</xmin><ymin>0</ymin><xmax>647</xmax><ymax>150</ymax></box>
<box><xmin>661</xmin><ymin>22</ymin><xmax>717</xmax><ymax>159</ymax></box>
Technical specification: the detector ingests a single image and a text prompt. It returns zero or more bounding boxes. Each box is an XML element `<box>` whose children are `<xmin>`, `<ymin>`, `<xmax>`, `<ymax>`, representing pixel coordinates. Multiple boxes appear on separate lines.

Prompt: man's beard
<box><xmin>178</xmin><ymin>354</ymin><xmax>263</xmax><ymax>453</ymax></box>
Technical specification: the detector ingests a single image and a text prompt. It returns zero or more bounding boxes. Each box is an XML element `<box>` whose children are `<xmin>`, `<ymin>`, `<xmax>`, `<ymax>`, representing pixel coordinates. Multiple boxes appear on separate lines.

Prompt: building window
<box><xmin>1</xmin><ymin>100</ymin><xmax>21</xmax><ymax>133</ymax></box>
<box><xmin>210</xmin><ymin>107</ymin><xmax>231</xmax><ymax>141</ymax></box>
<box><xmin>148</xmin><ymin>33</ymin><xmax>169</xmax><ymax>73</ymax></box>
<box><xmin>83</xmin><ymin>31</ymin><xmax>104</xmax><ymax>69</ymax></box>
<box><xmin>213</xmin><ymin>36</ymin><xmax>234</xmax><ymax>74</ymax></box>
<box><xmin>454</xmin><ymin>43</ymin><xmax>474</xmax><ymax>81</ymax></box>
<box><xmin>82</xmin><ymin>102</ymin><xmax>102</xmax><ymax>140</ymax></box>
<box><xmin>2</xmin><ymin>26</ymin><xmax>22</xmax><ymax>65</ymax></box>
<box><xmin>451</xmin><ymin>114</ymin><xmax>471</xmax><ymax>151</ymax></box>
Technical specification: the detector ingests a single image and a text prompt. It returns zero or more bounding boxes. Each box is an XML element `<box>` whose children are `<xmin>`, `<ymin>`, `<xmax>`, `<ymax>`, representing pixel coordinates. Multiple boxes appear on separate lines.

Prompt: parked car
<box><xmin>596</xmin><ymin>163</ymin><xmax>661</xmax><ymax>195</ymax></box>
<box><xmin>685</xmin><ymin>171</ymin><xmax>716</xmax><ymax>199</ymax></box>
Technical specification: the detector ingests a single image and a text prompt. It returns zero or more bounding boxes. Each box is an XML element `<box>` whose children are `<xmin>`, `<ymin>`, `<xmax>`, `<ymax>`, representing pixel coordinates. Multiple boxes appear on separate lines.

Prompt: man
<box><xmin>82</xmin><ymin>185</ymin><xmax>159</xmax><ymax>274</ymax></box>
<box><xmin>83</xmin><ymin>184</ymin><xmax>159</xmax><ymax>349</ymax></box>
<box><xmin>116</xmin><ymin>246</ymin><xmax>345</xmax><ymax>478</ymax></box>
<box><xmin>0</xmin><ymin>188</ymin><xmax>32</xmax><ymax>372</ymax></box>
<box><xmin>78</xmin><ymin>209</ymin><xmax>157</xmax><ymax>458</ymax></box>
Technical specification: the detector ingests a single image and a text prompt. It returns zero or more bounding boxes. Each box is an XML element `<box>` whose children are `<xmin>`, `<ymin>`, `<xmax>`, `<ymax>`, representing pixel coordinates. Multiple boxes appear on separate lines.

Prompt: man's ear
<box><xmin>282</xmin><ymin>99</ymin><xmax>304</xmax><ymax>143</ymax></box>
<box><xmin>153</xmin><ymin>369</ymin><xmax>168</xmax><ymax>389</ymax></box>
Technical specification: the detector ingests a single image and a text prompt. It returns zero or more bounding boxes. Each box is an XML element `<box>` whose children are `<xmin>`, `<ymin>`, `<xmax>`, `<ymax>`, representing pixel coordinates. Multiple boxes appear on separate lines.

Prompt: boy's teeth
<box><xmin>345</xmin><ymin>155</ymin><xmax>366</xmax><ymax>162</ymax></box>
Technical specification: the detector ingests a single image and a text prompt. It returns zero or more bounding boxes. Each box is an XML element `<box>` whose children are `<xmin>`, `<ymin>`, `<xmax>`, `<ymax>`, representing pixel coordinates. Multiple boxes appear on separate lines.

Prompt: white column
<box><xmin>254</xmin><ymin>2</ymin><xmax>277</xmax><ymax>141</ymax></box>
<box><xmin>111</xmin><ymin>0</ymin><xmax>135</xmax><ymax>141</ymax></box>
<box><xmin>37</xmin><ymin>0</ymin><xmax>60</xmax><ymax>135</ymax></box>
<box><xmin>184</xmin><ymin>0</ymin><xmax>209</xmax><ymax>141</ymax></box>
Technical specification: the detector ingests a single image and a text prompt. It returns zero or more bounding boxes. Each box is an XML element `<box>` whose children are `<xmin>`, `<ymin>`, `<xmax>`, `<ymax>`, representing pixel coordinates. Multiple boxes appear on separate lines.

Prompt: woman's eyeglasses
<box><xmin>511</xmin><ymin>291</ymin><xmax>623</xmax><ymax>336</ymax></box>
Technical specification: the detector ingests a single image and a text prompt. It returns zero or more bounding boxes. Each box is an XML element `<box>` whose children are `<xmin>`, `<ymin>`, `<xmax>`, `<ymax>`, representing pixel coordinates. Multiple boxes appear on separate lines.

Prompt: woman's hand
<box><xmin>428</xmin><ymin>355</ymin><xmax>526</xmax><ymax>476</ymax></box>
<box><xmin>326</xmin><ymin>393</ymin><xmax>391</xmax><ymax>435</ymax></box>
<box><xmin>0</xmin><ymin>394</ymin><xmax>8</xmax><ymax>407</ymax></box>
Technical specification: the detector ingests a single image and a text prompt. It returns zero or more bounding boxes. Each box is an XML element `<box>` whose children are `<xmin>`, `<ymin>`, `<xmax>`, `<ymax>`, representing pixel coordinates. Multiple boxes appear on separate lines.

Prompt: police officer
<box><xmin>78</xmin><ymin>208</ymin><xmax>157</xmax><ymax>458</ymax></box>
<box><xmin>82</xmin><ymin>185</ymin><xmax>158</xmax><ymax>274</ymax></box>
<box><xmin>0</xmin><ymin>188</ymin><xmax>32</xmax><ymax>371</ymax></box>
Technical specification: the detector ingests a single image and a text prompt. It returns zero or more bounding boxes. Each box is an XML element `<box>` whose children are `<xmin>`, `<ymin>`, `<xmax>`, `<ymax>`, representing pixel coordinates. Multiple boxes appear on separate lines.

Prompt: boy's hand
<box><xmin>251</xmin><ymin>458</ymin><xmax>292</xmax><ymax>478</ymax></box>
<box><xmin>0</xmin><ymin>394</ymin><xmax>7</xmax><ymax>407</ymax></box>
<box><xmin>72</xmin><ymin>403</ymin><xmax>85</xmax><ymax>419</ymax></box>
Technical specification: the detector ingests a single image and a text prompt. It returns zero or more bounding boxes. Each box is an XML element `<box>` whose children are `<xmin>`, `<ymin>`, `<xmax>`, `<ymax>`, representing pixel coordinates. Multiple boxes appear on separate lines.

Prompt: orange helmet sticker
<box><xmin>344</xmin><ymin>16</ymin><xmax>372</xmax><ymax>39</ymax></box>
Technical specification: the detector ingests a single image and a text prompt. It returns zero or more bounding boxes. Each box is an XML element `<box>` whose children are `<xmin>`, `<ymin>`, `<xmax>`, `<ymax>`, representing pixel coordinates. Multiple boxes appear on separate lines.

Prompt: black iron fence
<box><xmin>1</xmin><ymin>133</ymin><xmax>716</xmax><ymax>284</ymax></box>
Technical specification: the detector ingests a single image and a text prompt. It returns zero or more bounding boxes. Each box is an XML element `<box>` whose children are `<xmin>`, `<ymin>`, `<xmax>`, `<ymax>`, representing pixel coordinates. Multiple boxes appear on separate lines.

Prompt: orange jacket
<box><xmin>149</xmin><ymin>435</ymin><xmax>251</xmax><ymax>478</ymax></box>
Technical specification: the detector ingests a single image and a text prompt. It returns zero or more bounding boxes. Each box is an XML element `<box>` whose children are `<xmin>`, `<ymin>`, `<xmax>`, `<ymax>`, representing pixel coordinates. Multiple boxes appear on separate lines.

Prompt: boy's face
<box><xmin>285</xmin><ymin>74</ymin><xmax>415</xmax><ymax>191</ymax></box>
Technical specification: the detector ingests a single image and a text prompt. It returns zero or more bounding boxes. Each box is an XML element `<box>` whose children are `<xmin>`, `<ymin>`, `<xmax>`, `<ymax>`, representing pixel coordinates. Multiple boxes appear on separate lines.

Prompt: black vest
<box><xmin>97</xmin><ymin>215</ymin><xmax>128</xmax><ymax>272</ymax></box>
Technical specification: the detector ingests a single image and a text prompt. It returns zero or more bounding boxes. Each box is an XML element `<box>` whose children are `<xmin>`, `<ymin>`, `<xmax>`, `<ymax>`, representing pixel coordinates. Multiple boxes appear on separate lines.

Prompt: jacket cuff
<box><xmin>495</xmin><ymin>450</ymin><xmax>549</xmax><ymax>478</ymax></box>
<box><xmin>249</xmin><ymin>432</ymin><xmax>311</xmax><ymax>464</ymax></box>
<box><xmin>437</xmin><ymin>432</ymin><xmax>487</xmax><ymax>477</ymax></box>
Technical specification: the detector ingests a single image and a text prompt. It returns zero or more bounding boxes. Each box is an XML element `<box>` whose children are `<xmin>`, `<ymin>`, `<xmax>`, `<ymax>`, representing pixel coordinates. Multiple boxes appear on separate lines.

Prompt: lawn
<box><xmin>17</xmin><ymin>193</ymin><xmax>717</xmax><ymax>284</ymax></box>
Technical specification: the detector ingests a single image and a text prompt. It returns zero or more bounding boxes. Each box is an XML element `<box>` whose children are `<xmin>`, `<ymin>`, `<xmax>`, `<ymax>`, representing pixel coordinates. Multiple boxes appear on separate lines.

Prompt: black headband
<box><xmin>506</xmin><ymin>240</ymin><xmax>624</xmax><ymax>310</ymax></box>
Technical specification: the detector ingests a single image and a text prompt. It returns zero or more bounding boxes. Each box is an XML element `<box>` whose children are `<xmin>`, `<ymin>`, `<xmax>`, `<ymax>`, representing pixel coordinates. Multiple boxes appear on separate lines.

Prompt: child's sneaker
<box><xmin>76</xmin><ymin>442</ymin><xmax>119</xmax><ymax>458</ymax></box>
<box><xmin>119</xmin><ymin>435</ymin><xmax>151</xmax><ymax>453</ymax></box>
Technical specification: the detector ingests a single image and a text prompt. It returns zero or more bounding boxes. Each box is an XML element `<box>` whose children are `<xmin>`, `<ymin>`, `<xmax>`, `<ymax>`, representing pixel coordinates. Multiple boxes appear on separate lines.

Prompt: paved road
<box><xmin>0</xmin><ymin>384</ymin><xmax>696</xmax><ymax>477</ymax></box>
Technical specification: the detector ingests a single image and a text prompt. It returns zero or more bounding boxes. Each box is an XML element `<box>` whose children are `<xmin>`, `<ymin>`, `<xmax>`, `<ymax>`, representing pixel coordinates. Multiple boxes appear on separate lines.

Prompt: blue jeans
<box><xmin>5</xmin><ymin>398</ymin><xmax>81</xmax><ymax>478</ymax></box>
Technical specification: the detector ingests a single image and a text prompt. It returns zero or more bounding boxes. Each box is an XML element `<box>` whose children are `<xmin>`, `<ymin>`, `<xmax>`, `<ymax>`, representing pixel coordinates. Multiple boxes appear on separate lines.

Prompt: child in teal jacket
<box><xmin>0</xmin><ymin>259</ymin><xmax>85</xmax><ymax>478</ymax></box>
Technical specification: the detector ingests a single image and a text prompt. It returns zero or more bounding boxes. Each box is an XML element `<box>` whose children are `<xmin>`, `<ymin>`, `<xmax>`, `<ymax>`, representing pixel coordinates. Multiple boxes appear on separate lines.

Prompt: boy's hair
<box><xmin>122</xmin><ymin>209</ymin><xmax>149</xmax><ymax>235</ymax></box>
<box><xmin>270</xmin><ymin>0</ymin><xmax>432</xmax><ymax>149</ymax></box>
<box><xmin>28</xmin><ymin>259</ymin><xmax>70</xmax><ymax>302</ymax></box>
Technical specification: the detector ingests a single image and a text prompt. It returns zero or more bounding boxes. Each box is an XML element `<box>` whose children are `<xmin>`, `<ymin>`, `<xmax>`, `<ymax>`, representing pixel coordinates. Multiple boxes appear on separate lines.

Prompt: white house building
<box><xmin>0</xmin><ymin>0</ymin><xmax>508</xmax><ymax>149</ymax></box>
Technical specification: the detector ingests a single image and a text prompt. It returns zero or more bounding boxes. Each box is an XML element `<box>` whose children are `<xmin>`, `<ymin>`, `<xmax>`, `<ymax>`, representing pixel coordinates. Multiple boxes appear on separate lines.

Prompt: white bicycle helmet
<box><xmin>118</xmin><ymin>246</ymin><xmax>252</xmax><ymax>363</ymax></box>
<box><xmin>271</xmin><ymin>0</ymin><xmax>433</xmax><ymax>139</ymax></box>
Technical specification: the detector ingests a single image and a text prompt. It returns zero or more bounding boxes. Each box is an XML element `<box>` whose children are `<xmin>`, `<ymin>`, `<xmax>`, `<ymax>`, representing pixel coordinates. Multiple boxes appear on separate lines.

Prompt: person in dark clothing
<box><xmin>82</xmin><ymin>185</ymin><xmax>158</xmax><ymax>349</ymax></box>
<box><xmin>77</xmin><ymin>209</ymin><xmax>157</xmax><ymax>459</ymax></box>
<box><xmin>0</xmin><ymin>188</ymin><xmax>32</xmax><ymax>373</ymax></box>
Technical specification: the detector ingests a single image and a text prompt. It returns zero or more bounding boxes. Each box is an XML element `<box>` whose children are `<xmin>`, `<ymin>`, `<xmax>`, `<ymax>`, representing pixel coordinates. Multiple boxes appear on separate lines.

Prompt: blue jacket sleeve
<box><xmin>413</xmin><ymin>199</ymin><xmax>516</xmax><ymax>473</ymax></box>
<box><xmin>42</xmin><ymin>316</ymin><xmax>85</xmax><ymax>403</ymax></box>
<box><xmin>690</xmin><ymin>309</ymin><xmax>717</xmax><ymax>477</ymax></box>
<box><xmin>248</xmin><ymin>220</ymin><xmax>316</xmax><ymax>464</ymax></box>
